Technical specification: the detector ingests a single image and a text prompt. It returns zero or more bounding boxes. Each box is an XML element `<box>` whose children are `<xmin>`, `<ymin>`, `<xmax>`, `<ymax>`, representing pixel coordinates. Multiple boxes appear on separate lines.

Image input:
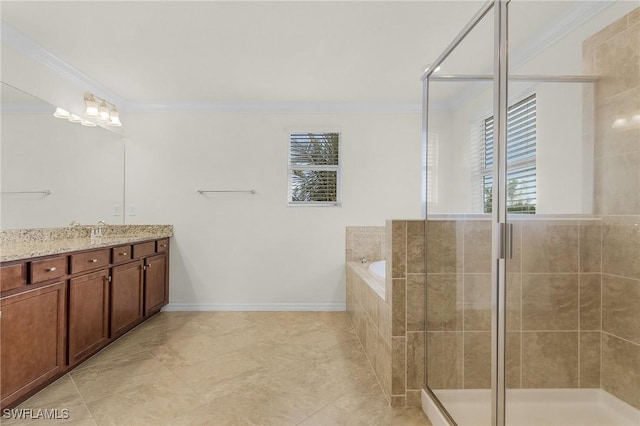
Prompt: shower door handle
<box><xmin>498</xmin><ymin>222</ymin><xmax>514</xmax><ymax>260</ymax></box>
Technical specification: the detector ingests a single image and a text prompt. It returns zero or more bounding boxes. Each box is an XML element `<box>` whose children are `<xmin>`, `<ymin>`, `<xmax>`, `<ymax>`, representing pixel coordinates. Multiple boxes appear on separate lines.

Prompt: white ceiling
<box><xmin>0</xmin><ymin>1</ymin><xmax>609</xmax><ymax>105</ymax></box>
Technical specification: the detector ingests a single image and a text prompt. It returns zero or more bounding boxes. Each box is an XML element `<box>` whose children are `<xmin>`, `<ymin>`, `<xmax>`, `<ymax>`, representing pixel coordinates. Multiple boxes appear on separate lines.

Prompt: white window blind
<box><xmin>482</xmin><ymin>94</ymin><xmax>537</xmax><ymax>213</ymax></box>
<box><xmin>288</xmin><ymin>132</ymin><xmax>341</xmax><ymax>206</ymax></box>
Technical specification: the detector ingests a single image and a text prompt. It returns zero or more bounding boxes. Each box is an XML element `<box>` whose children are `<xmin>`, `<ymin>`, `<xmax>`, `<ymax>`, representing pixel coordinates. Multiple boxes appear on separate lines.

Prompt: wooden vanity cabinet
<box><xmin>0</xmin><ymin>236</ymin><xmax>170</xmax><ymax>409</ymax></box>
<box><xmin>0</xmin><ymin>263</ymin><xmax>26</xmax><ymax>293</ymax></box>
<box><xmin>68</xmin><ymin>269</ymin><xmax>110</xmax><ymax>366</ymax></box>
<box><xmin>144</xmin><ymin>253</ymin><xmax>167</xmax><ymax>316</ymax></box>
<box><xmin>111</xmin><ymin>260</ymin><xmax>144</xmax><ymax>338</ymax></box>
<box><xmin>0</xmin><ymin>281</ymin><xmax>66</xmax><ymax>408</ymax></box>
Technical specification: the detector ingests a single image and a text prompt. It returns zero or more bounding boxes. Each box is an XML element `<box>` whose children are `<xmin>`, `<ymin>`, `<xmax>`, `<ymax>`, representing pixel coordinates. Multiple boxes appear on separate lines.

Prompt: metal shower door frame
<box><xmin>421</xmin><ymin>1</ymin><xmax>598</xmax><ymax>425</ymax></box>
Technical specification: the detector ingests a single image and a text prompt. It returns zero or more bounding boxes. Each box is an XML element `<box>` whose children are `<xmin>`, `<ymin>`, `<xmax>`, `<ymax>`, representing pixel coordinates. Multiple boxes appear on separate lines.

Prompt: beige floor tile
<box><xmin>14</xmin><ymin>375</ymin><xmax>83</xmax><ymax>412</ymax></box>
<box><xmin>85</xmin><ymin>374</ymin><xmax>205</xmax><ymax>426</ymax></box>
<box><xmin>6</xmin><ymin>312</ymin><xmax>431</xmax><ymax>426</ymax></box>
<box><xmin>70</xmin><ymin>351</ymin><xmax>174</xmax><ymax>404</ymax></box>
<box><xmin>171</xmin><ymin>351</ymin><xmax>269</xmax><ymax>398</ymax></box>
<box><xmin>72</xmin><ymin>337</ymin><xmax>148</xmax><ymax>372</ymax></box>
<box><xmin>298</xmin><ymin>403</ymin><xmax>431</xmax><ymax>426</ymax></box>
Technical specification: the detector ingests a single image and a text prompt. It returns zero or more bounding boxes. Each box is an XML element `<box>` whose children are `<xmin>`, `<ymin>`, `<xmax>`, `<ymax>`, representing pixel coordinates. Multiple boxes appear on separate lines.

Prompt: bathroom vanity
<box><xmin>0</xmin><ymin>226</ymin><xmax>172</xmax><ymax>409</ymax></box>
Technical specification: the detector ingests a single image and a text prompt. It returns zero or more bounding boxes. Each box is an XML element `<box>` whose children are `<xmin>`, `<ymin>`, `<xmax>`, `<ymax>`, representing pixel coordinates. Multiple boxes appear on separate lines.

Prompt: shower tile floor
<box><xmin>4</xmin><ymin>312</ymin><xmax>430</xmax><ymax>426</ymax></box>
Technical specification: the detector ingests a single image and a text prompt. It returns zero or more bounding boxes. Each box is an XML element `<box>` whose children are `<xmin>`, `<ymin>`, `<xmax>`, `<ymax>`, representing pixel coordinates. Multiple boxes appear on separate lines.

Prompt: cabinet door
<box><xmin>111</xmin><ymin>261</ymin><xmax>144</xmax><ymax>338</ymax></box>
<box><xmin>0</xmin><ymin>282</ymin><xmax>66</xmax><ymax>409</ymax></box>
<box><xmin>144</xmin><ymin>254</ymin><xmax>167</xmax><ymax>316</ymax></box>
<box><xmin>68</xmin><ymin>270</ymin><xmax>110</xmax><ymax>366</ymax></box>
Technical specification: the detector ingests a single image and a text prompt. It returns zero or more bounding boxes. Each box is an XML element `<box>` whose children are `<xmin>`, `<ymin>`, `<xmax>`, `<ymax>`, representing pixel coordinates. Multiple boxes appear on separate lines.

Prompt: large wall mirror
<box><xmin>1</xmin><ymin>82</ymin><xmax>125</xmax><ymax>230</ymax></box>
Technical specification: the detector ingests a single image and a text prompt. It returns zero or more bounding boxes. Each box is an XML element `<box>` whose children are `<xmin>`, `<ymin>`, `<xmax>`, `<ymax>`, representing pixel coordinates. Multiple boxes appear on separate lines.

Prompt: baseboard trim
<box><xmin>162</xmin><ymin>303</ymin><xmax>346</xmax><ymax>312</ymax></box>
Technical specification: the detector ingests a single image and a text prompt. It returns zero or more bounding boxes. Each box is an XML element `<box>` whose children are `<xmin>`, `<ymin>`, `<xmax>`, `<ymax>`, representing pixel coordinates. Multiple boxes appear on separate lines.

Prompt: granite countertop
<box><xmin>0</xmin><ymin>225</ymin><xmax>173</xmax><ymax>263</ymax></box>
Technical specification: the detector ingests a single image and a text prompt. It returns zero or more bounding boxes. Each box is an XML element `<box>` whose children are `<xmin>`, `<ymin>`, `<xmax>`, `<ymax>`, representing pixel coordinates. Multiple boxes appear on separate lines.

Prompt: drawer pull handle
<box><xmin>160</xmin><ymin>244</ymin><xmax>167</xmax><ymax>248</ymax></box>
<box><xmin>119</xmin><ymin>252</ymin><xmax>128</xmax><ymax>256</ymax></box>
<box><xmin>89</xmin><ymin>259</ymin><xmax>98</xmax><ymax>263</ymax></box>
<box><xmin>46</xmin><ymin>267</ymin><xmax>57</xmax><ymax>272</ymax></box>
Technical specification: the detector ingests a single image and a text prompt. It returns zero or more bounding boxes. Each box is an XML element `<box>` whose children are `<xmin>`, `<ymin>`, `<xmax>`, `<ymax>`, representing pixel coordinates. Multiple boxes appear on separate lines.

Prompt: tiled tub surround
<box><xmin>584</xmin><ymin>8</ymin><xmax>640</xmax><ymax>411</ymax></box>
<box><xmin>346</xmin><ymin>226</ymin><xmax>385</xmax><ymax>264</ymax></box>
<box><xmin>0</xmin><ymin>225</ymin><xmax>173</xmax><ymax>262</ymax></box>
<box><xmin>346</xmin><ymin>262</ymin><xmax>392</xmax><ymax>403</ymax></box>
<box><xmin>346</xmin><ymin>221</ymin><xmax>427</xmax><ymax>408</ymax></box>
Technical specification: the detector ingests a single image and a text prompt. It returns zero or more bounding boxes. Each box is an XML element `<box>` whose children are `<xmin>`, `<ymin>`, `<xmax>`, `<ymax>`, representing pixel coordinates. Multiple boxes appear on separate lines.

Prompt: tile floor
<box><xmin>4</xmin><ymin>312</ymin><xmax>432</xmax><ymax>425</ymax></box>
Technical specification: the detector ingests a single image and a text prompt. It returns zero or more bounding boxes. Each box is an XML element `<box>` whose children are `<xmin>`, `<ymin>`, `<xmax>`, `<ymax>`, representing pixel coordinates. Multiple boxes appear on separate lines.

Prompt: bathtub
<box><xmin>368</xmin><ymin>260</ymin><xmax>385</xmax><ymax>279</ymax></box>
<box><xmin>347</xmin><ymin>261</ymin><xmax>385</xmax><ymax>299</ymax></box>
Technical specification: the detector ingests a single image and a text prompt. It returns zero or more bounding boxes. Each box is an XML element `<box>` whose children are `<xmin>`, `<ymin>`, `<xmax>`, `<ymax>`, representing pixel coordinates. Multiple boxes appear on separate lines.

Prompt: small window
<box><xmin>482</xmin><ymin>94</ymin><xmax>537</xmax><ymax>213</ymax></box>
<box><xmin>288</xmin><ymin>132</ymin><xmax>341</xmax><ymax>206</ymax></box>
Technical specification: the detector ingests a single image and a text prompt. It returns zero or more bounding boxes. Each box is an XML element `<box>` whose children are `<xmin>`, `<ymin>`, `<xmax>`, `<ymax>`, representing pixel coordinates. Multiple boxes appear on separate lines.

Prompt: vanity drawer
<box><xmin>111</xmin><ymin>245</ymin><xmax>132</xmax><ymax>264</ymax></box>
<box><xmin>1</xmin><ymin>263</ymin><xmax>27</xmax><ymax>292</ymax></box>
<box><xmin>132</xmin><ymin>242</ymin><xmax>155</xmax><ymax>259</ymax></box>
<box><xmin>156</xmin><ymin>239</ymin><xmax>169</xmax><ymax>253</ymax></box>
<box><xmin>70</xmin><ymin>249</ymin><xmax>110</xmax><ymax>274</ymax></box>
<box><xmin>30</xmin><ymin>256</ymin><xmax>67</xmax><ymax>284</ymax></box>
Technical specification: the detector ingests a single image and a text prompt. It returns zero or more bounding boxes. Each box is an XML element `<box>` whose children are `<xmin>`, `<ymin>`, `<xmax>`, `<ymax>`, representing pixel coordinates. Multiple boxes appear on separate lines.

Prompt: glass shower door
<box><xmin>423</xmin><ymin>3</ymin><xmax>496</xmax><ymax>425</ymax></box>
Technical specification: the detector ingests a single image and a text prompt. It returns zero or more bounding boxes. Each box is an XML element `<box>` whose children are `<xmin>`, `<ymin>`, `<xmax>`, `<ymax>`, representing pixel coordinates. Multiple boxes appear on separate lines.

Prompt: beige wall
<box><xmin>585</xmin><ymin>7</ymin><xmax>640</xmax><ymax>410</ymax></box>
<box><xmin>125</xmin><ymin>112</ymin><xmax>421</xmax><ymax>310</ymax></box>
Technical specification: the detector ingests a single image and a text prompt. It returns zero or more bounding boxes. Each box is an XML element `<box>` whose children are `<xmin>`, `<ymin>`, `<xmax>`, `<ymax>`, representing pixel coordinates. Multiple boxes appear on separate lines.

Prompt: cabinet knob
<box><xmin>119</xmin><ymin>252</ymin><xmax>127</xmax><ymax>256</ymax></box>
<box><xmin>147</xmin><ymin>264</ymin><xmax>151</xmax><ymax>268</ymax></box>
<box><xmin>46</xmin><ymin>267</ymin><xmax>57</xmax><ymax>272</ymax></box>
<box><xmin>160</xmin><ymin>244</ymin><xmax>167</xmax><ymax>248</ymax></box>
<box><xmin>89</xmin><ymin>259</ymin><xmax>98</xmax><ymax>263</ymax></box>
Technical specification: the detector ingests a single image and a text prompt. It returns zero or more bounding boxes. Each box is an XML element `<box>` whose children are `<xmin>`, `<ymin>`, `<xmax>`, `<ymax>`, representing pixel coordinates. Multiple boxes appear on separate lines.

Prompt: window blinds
<box><xmin>483</xmin><ymin>94</ymin><xmax>537</xmax><ymax>213</ymax></box>
<box><xmin>288</xmin><ymin>132</ymin><xmax>340</xmax><ymax>205</ymax></box>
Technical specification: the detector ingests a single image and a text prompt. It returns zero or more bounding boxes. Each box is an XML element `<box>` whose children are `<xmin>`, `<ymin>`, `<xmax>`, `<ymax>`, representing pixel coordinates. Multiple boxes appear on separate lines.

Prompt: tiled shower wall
<box><xmin>584</xmin><ymin>8</ymin><xmax>640</xmax><ymax>410</ymax></box>
<box><xmin>425</xmin><ymin>218</ymin><xmax>603</xmax><ymax>391</ymax></box>
<box><xmin>386</xmin><ymin>220</ymin><xmax>426</xmax><ymax>407</ymax></box>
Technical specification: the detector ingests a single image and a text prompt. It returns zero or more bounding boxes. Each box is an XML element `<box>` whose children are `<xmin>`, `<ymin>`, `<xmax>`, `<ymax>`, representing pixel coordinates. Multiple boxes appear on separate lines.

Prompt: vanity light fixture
<box><xmin>108</xmin><ymin>107</ymin><xmax>122</xmax><ymax>127</ymax></box>
<box><xmin>68</xmin><ymin>113</ymin><xmax>83</xmax><ymax>123</ymax></box>
<box><xmin>98</xmin><ymin>100</ymin><xmax>110</xmax><ymax>121</ymax></box>
<box><xmin>84</xmin><ymin>94</ymin><xmax>99</xmax><ymax>117</ymax></box>
<box><xmin>81</xmin><ymin>119</ymin><xmax>97</xmax><ymax>127</ymax></box>
<box><xmin>53</xmin><ymin>107</ymin><xmax>70</xmax><ymax>119</ymax></box>
<box><xmin>54</xmin><ymin>94</ymin><xmax>123</xmax><ymax>128</ymax></box>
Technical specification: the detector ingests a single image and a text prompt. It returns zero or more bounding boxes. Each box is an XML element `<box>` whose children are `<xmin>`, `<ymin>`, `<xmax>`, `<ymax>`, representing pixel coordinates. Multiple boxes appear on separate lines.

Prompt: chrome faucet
<box><xmin>69</xmin><ymin>220</ymin><xmax>81</xmax><ymax>227</ymax></box>
<box><xmin>361</xmin><ymin>258</ymin><xmax>368</xmax><ymax>264</ymax></box>
<box><xmin>91</xmin><ymin>221</ymin><xmax>107</xmax><ymax>238</ymax></box>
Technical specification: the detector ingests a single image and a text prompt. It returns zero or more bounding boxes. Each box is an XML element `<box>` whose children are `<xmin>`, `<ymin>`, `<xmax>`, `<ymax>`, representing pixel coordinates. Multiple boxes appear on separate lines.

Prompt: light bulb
<box><xmin>68</xmin><ymin>113</ymin><xmax>83</xmax><ymax>123</ymax></box>
<box><xmin>81</xmin><ymin>119</ymin><xmax>97</xmax><ymax>127</ymax></box>
<box><xmin>98</xmin><ymin>101</ymin><xmax>109</xmax><ymax>120</ymax></box>
<box><xmin>107</xmin><ymin>108</ymin><xmax>122</xmax><ymax>126</ymax></box>
<box><xmin>53</xmin><ymin>107</ymin><xmax>70</xmax><ymax>119</ymax></box>
<box><xmin>85</xmin><ymin>95</ymin><xmax>99</xmax><ymax>117</ymax></box>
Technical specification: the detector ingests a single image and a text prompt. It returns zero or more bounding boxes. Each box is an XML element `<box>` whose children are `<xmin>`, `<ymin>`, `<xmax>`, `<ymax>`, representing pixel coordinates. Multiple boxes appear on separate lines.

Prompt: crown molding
<box><xmin>124</xmin><ymin>101</ymin><xmax>425</xmax><ymax>114</ymax></box>
<box><xmin>445</xmin><ymin>1</ymin><xmax>614</xmax><ymax>110</ymax></box>
<box><xmin>1</xmin><ymin>20</ymin><xmax>126</xmax><ymax>106</ymax></box>
<box><xmin>509</xmin><ymin>1</ymin><xmax>614</xmax><ymax>70</ymax></box>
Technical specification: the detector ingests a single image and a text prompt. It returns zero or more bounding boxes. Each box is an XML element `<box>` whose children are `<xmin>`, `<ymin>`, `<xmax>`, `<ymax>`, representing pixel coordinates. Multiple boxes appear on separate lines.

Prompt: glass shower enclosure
<box><xmin>421</xmin><ymin>1</ymin><xmax>640</xmax><ymax>425</ymax></box>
